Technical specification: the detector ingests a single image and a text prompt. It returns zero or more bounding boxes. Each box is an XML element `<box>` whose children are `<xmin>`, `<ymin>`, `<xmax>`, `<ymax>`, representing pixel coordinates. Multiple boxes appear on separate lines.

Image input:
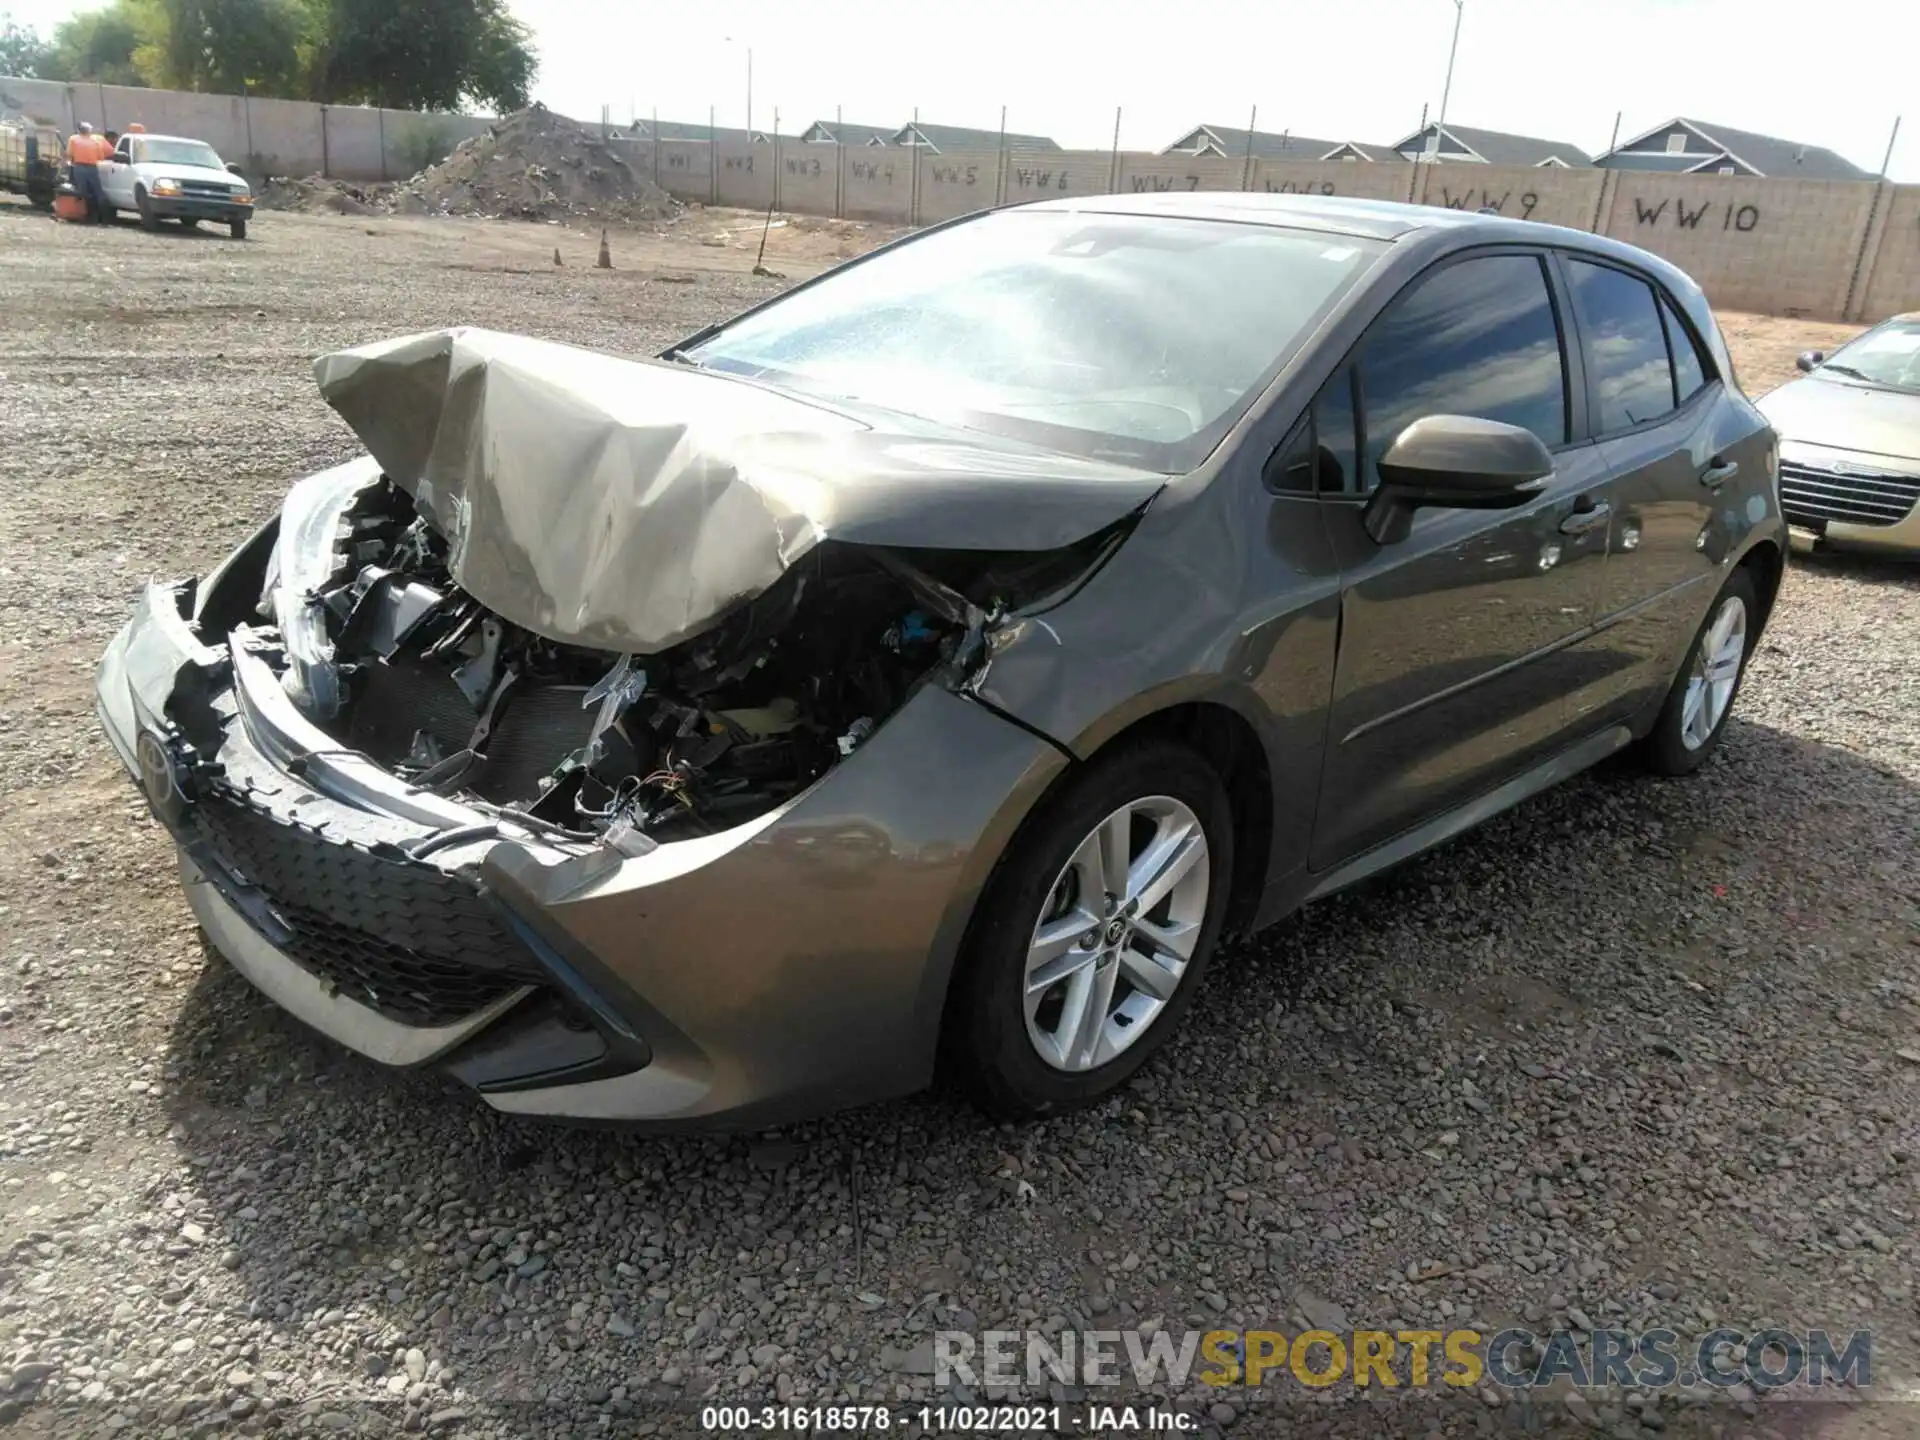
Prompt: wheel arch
<box><xmin>1733</xmin><ymin>537</ymin><xmax>1784</xmax><ymax>642</ymax></box>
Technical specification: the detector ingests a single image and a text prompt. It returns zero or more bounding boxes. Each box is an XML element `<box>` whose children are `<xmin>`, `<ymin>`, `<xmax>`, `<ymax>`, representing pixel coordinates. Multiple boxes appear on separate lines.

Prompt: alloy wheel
<box><xmin>1680</xmin><ymin>594</ymin><xmax>1748</xmax><ymax>751</ymax></box>
<box><xmin>1022</xmin><ymin>795</ymin><xmax>1210</xmax><ymax>1073</ymax></box>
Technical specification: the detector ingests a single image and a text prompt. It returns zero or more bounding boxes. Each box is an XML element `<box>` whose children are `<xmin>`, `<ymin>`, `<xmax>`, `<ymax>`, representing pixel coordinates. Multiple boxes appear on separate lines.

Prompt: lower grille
<box><xmin>186</xmin><ymin>788</ymin><xmax>542</xmax><ymax>1027</ymax></box>
<box><xmin>275</xmin><ymin>904</ymin><xmax>528</xmax><ymax>1027</ymax></box>
<box><xmin>1780</xmin><ymin>461</ymin><xmax>1920</xmax><ymax>529</ymax></box>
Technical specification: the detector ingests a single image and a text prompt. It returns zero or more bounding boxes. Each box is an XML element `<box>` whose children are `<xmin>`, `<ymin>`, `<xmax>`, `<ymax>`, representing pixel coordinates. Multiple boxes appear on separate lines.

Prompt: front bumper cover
<box><xmin>96</xmin><ymin>577</ymin><xmax>1066</xmax><ymax>1127</ymax></box>
<box><xmin>147</xmin><ymin>194</ymin><xmax>252</xmax><ymax>222</ymax></box>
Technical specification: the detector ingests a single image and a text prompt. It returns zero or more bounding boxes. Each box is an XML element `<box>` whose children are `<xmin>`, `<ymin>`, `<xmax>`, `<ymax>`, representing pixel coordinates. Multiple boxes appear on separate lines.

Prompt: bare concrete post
<box><xmin>1242</xmin><ymin>104</ymin><xmax>1256</xmax><ymax>191</ymax></box>
<box><xmin>910</xmin><ymin>106</ymin><xmax>921</xmax><ymax>226</ymax></box>
<box><xmin>1108</xmin><ymin>107</ymin><xmax>1122</xmax><ymax>193</ymax></box>
<box><xmin>996</xmin><ymin>105</ymin><xmax>1007</xmax><ymax>208</ymax></box>
<box><xmin>1406</xmin><ymin>104</ymin><xmax>1426</xmax><ymax>203</ymax></box>
<box><xmin>320</xmin><ymin>105</ymin><xmax>330</xmax><ymax>178</ymax></box>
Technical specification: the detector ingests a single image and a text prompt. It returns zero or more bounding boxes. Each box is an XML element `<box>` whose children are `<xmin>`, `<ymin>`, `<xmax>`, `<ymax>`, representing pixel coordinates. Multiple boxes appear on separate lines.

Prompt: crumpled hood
<box><xmin>313</xmin><ymin>327</ymin><xmax>1166</xmax><ymax>653</ymax></box>
<box><xmin>1757</xmin><ymin>376</ymin><xmax>1920</xmax><ymax>465</ymax></box>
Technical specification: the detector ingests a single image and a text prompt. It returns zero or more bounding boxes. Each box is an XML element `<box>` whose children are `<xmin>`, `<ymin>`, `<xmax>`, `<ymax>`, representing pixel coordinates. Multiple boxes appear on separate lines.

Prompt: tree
<box><xmin>308</xmin><ymin>0</ymin><xmax>534</xmax><ymax>112</ymax></box>
<box><xmin>138</xmin><ymin>0</ymin><xmax>305</xmax><ymax>94</ymax></box>
<box><xmin>1</xmin><ymin>12</ymin><xmax>53</xmax><ymax>77</ymax></box>
<box><xmin>38</xmin><ymin>4</ymin><xmax>148</xmax><ymax>85</ymax></box>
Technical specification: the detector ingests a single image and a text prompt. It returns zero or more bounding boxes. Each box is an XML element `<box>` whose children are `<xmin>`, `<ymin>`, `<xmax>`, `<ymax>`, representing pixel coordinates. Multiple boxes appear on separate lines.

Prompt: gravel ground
<box><xmin>1</xmin><ymin>201</ymin><xmax>1916</xmax><ymax>1440</ymax></box>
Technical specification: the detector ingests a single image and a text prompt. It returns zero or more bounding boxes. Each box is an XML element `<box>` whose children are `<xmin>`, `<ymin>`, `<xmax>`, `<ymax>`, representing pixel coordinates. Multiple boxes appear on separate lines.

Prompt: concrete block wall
<box><xmin>915</xmin><ymin>150</ymin><xmax>1004</xmax><ymax>222</ymax></box>
<box><xmin>10</xmin><ymin>72</ymin><xmax>1920</xmax><ymax>320</ymax></box>
<box><xmin>1410</xmin><ymin>162</ymin><xmax>1606</xmax><ymax>229</ymax></box>
<box><xmin>1256</xmin><ymin>158</ymin><xmax>1414</xmax><ymax>203</ymax></box>
<box><xmin>0</xmin><ymin>74</ymin><xmax>483</xmax><ymax>182</ymax></box>
<box><xmin>776</xmin><ymin>144</ymin><xmax>840</xmax><ymax>215</ymax></box>
<box><xmin>1857</xmin><ymin>184</ymin><xmax>1920</xmax><ymax>323</ymax></box>
<box><xmin>1597</xmin><ymin>172</ymin><xmax>1876</xmax><ymax>318</ymax></box>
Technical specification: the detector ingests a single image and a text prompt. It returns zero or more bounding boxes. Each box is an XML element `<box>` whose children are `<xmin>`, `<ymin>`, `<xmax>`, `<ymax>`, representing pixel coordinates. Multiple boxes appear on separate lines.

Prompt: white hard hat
<box><xmin>78</xmin><ymin>121</ymin><xmax>94</xmax><ymax>133</ymax></box>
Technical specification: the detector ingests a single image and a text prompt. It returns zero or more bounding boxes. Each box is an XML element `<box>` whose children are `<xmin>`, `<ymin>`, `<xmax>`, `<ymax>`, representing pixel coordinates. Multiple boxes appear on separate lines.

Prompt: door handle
<box><xmin>1559</xmin><ymin>500</ymin><xmax>1611</xmax><ymax>536</ymax></box>
<box><xmin>1701</xmin><ymin>457</ymin><xmax>1739</xmax><ymax>487</ymax></box>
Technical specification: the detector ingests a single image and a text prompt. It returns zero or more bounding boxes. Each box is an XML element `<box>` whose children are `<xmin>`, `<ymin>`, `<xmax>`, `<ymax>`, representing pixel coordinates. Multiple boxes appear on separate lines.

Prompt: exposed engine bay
<box><xmin>257</xmin><ymin>476</ymin><xmax>1117</xmax><ymax>844</ymax></box>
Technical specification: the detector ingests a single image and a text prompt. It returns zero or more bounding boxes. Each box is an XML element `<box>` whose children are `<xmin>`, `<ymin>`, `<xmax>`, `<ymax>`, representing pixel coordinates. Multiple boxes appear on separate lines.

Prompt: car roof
<box><xmin>129</xmin><ymin>134</ymin><xmax>214</xmax><ymax>148</ymax></box>
<box><xmin>1014</xmin><ymin>189</ymin><xmax>1706</xmax><ymax>293</ymax></box>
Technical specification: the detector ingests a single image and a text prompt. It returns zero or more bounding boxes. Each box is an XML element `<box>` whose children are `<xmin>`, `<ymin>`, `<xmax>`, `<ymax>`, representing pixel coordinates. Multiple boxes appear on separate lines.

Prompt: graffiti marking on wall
<box><xmin>1634</xmin><ymin>197</ymin><xmax>1761</xmax><ymax>232</ymax></box>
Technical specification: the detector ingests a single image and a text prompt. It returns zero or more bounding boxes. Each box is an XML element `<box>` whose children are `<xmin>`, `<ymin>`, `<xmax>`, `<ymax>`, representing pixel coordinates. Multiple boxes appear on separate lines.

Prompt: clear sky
<box><xmin>7</xmin><ymin>0</ymin><xmax>1913</xmax><ymax>178</ymax></box>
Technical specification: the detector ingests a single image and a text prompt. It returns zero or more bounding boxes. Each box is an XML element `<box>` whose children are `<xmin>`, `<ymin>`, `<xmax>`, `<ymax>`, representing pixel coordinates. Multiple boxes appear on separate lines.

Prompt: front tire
<box><xmin>1638</xmin><ymin>568</ymin><xmax>1757</xmax><ymax>776</ymax></box>
<box><xmin>136</xmin><ymin>188</ymin><xmax>159</xmax><ymax>231</ymax></box>
<box><xmin>946</xmin><ymin>740</ymin><xmax>1234</xmax><ymax>1119</ymax></box>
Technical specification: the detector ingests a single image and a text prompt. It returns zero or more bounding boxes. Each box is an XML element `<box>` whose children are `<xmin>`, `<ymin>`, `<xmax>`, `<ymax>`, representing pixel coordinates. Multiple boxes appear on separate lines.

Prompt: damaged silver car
<box><xmin>97</xmin><ymin>194</ymin><xmax>1784</xmax><ymax>1125</ymax></box>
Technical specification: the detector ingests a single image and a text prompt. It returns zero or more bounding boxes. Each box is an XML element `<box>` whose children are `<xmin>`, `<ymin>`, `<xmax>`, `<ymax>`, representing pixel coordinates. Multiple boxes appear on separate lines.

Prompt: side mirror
<box><xmin>1795</xmin><ymin>350</ymin><xmax>1824</xmax><ymax>372</ymax></box>
<box><xmin>227</xmin><ymin>163</ymin><xmax>244</xmax><ymax>176</ymax></box>
<box><xmin>1363</xmin><ymin>414</ymin><xmax>1553</xmax><ymax>545</ymax></box>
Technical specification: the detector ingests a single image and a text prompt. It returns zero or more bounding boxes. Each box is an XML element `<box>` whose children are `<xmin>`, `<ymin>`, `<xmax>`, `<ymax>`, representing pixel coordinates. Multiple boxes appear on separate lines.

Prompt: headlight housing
<box><xmin>150</xmin><ymin>178</ymin><xmax>181</xmax><ymax>197</ymax></box>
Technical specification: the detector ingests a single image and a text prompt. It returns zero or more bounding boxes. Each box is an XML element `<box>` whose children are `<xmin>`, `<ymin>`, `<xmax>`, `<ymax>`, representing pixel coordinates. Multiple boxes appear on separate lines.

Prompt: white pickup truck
<box><xmin>98</xmin><ymin>132</ymin><xmax>255</xmax><ymax>239</ymax></box>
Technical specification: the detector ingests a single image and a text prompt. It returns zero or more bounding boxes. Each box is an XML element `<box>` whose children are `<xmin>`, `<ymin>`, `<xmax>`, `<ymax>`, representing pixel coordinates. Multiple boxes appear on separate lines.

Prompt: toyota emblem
<box><xmin>135</xmin><ymin>730</ymin><xmax>184</xmax><ymax>821</ymax></box>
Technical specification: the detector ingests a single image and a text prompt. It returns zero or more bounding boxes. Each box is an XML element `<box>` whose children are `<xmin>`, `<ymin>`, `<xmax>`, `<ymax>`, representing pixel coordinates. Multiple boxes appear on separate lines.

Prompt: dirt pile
<box><xmin>255</xmin><ymin>175</ymin><xmax>398</xmax><ymax>215</ymax></box>
<box><xmin>255</xmin><ymin>106</ymin><xmax>683</xmax><ymax>226</ymax></box>
<box><xmin>404</xmin><ymin>105</ymin><xmax>681</xmax><ymax>223</ymax></box>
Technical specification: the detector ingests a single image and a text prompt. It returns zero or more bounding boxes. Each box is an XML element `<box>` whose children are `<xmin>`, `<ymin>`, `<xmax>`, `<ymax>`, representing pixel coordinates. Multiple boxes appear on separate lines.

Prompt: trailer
<box><xmin>1</xmin><ymin>114</ymin><xmax>62</xmax><ymax>210</ymax></box>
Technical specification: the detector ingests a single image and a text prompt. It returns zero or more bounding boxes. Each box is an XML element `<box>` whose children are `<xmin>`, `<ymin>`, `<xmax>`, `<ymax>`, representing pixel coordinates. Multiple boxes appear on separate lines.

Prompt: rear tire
<box><xmin>228</xmin><ymin>218</ymin><xmax>247</xmax><ymax>240</ymax></box>
<box><xmin>1637</xmin><ymin>567</ymin><xmax>1758</xmax><ymax>776</ymax></box>
<box><xmin>945</xmin><ymin>740</ymin><xmax>1234</xmax><ymax>1120</ymax></box>
<box><xmin>179</xmin><ymin>216</ymin><xmax>200</xmax><ymax>230</ymax></box>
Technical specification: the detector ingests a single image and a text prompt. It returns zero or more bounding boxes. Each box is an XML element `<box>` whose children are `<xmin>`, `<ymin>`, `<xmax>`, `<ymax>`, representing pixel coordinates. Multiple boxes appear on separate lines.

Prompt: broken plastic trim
<box><xmin>266</xmin><ymin>458</ymin><xmax>382</xmax><ymax>720</ymax></box>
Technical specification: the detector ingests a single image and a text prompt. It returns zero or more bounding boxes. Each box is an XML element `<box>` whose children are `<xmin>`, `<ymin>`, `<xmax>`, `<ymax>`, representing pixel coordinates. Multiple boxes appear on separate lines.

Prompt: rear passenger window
<box><xmin>1565</xmin><ymin>259</ymin><xmax>1676</xmax><ymax>431</ymax></box>
<box><xmin>1660</xmin><ymin>295</ymin><xmax>1709</xmax><ymax>402</ymax></box>
<box><xmin>1358</xmin><ymin>255</ymin><xmax>1567</xmax><ymax>491</ymax></box>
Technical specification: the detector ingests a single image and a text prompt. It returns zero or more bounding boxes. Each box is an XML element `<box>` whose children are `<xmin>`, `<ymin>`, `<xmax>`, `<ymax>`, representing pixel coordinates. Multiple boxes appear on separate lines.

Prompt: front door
<box><xmin>1308</xmin><ymin>250</ymin><xmax>1611</xmax><ymax>869</ymax></box>
<box><xmin>101</xmin><ymin>141</ymin><xmax>134</xmax><ymax>206</ymax></box>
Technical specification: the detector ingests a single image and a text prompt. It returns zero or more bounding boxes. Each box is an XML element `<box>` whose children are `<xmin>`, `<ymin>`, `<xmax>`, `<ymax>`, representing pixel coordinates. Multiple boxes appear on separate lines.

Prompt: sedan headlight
<box><xmin>150</xmin><ymin>178</ymin><xmax>182</xmax><ymax>197</ymax></box>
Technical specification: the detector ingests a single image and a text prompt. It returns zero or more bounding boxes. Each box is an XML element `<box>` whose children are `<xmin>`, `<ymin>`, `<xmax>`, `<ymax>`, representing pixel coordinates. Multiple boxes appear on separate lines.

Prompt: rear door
<box><xmin>1555</xmin><ymin>255</ymin><xmax>1734</xmax><ymax>728</ymax></box>
<box><xmin>1308</xmin><ymin>249</ymin><xmax>1614</xmax><ymax>870</ymax></box>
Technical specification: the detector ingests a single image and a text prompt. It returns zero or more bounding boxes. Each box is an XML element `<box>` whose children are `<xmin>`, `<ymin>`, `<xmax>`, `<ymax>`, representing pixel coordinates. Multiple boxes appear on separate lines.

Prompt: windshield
<box><xmin>683</xmin><ymin>210</ymin><xmax>1385</xmax><ymax>471</ymax></box>
<box><xmin>135</xmin><ymin>139</ymin><xmax>224</xmax><ymax>169</ymax></box>
<box><xmin>1816</xmin><ymin>319</ymin><xmax>1920</xmax><ymax>393</ymax></box>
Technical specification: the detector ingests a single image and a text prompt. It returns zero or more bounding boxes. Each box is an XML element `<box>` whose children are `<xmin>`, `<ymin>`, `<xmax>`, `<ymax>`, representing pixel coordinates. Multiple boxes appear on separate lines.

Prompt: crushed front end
<box><xmin>95</xmin><ymin>325</ymin><xmax>1167</xmax><ymax>1125</ymax></box>
<box><xmin>95</xmin><ymin>461</ymin><xmax>1110</xmax><ymax>1125</ymax></box>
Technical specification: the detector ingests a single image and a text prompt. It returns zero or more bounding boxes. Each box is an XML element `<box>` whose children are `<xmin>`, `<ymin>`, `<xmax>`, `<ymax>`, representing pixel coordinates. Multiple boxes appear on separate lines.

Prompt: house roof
<box><xmin>1392</xmin><ymin>122</ymin><xmax>1592</xmax><ymax>167</ymax></box>
<box><xmin>1161</xmin><ymin>125</ymin><xmax>1345</xmax><ymax>161</ymax></box>
<box><xmin>1322</xmin><ymin>141</ymin><xmax>1402</xmax><ymax>163</ymax></box>
<box><xmin>1602</xmin><ymin>118</ymin><xmax>1872</xmax><ymax>180</ymax></box>
<box><xmin>634</xmin><ymin>118</ymin><xmax>771</xmax><ymax>144</ymax></box>
<box><xmin>893</xmin><ymin>122</ymin><xmax>1059</xmax><ymax>152</ymax></box>
<box><xmin>799</xmin><ymin>120</ymin><xmax>893</xmax><ymax>146</ymax></box>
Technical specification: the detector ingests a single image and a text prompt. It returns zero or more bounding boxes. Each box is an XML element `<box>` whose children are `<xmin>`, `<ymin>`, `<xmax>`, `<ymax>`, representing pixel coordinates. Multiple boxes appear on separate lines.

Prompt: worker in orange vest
<box><xmin>66</xmin><ymin>122</ymin><xmax>111</xmax><ymax>222</ymax></box>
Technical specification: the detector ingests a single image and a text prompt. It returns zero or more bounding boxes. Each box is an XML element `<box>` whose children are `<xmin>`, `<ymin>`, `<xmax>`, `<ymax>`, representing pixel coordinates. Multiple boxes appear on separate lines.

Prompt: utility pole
<box><xmin>1433</xmin><ymin>0</ymin><xmax>1464</xmax><ymax>160</ymax></box>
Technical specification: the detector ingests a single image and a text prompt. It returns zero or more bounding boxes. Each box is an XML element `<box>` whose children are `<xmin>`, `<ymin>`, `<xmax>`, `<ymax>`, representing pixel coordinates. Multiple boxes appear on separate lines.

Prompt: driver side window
<box><xmin>1356</xmin><ymin>253</ymin><xmax>1570</xmax><ymax>492</ymax></box>
<box><xmin>114</xmin><ymin>141</ymin><xmax>132</xmax><ymax>163</ymax></box>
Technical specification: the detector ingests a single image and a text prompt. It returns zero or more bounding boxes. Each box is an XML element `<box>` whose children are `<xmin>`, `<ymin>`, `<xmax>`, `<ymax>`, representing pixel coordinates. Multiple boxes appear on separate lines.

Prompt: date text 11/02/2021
<box><xmin>699</xmin><ymin>1406</ymin><xmax>1194</xmax><ymax>1432</ymax></box>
